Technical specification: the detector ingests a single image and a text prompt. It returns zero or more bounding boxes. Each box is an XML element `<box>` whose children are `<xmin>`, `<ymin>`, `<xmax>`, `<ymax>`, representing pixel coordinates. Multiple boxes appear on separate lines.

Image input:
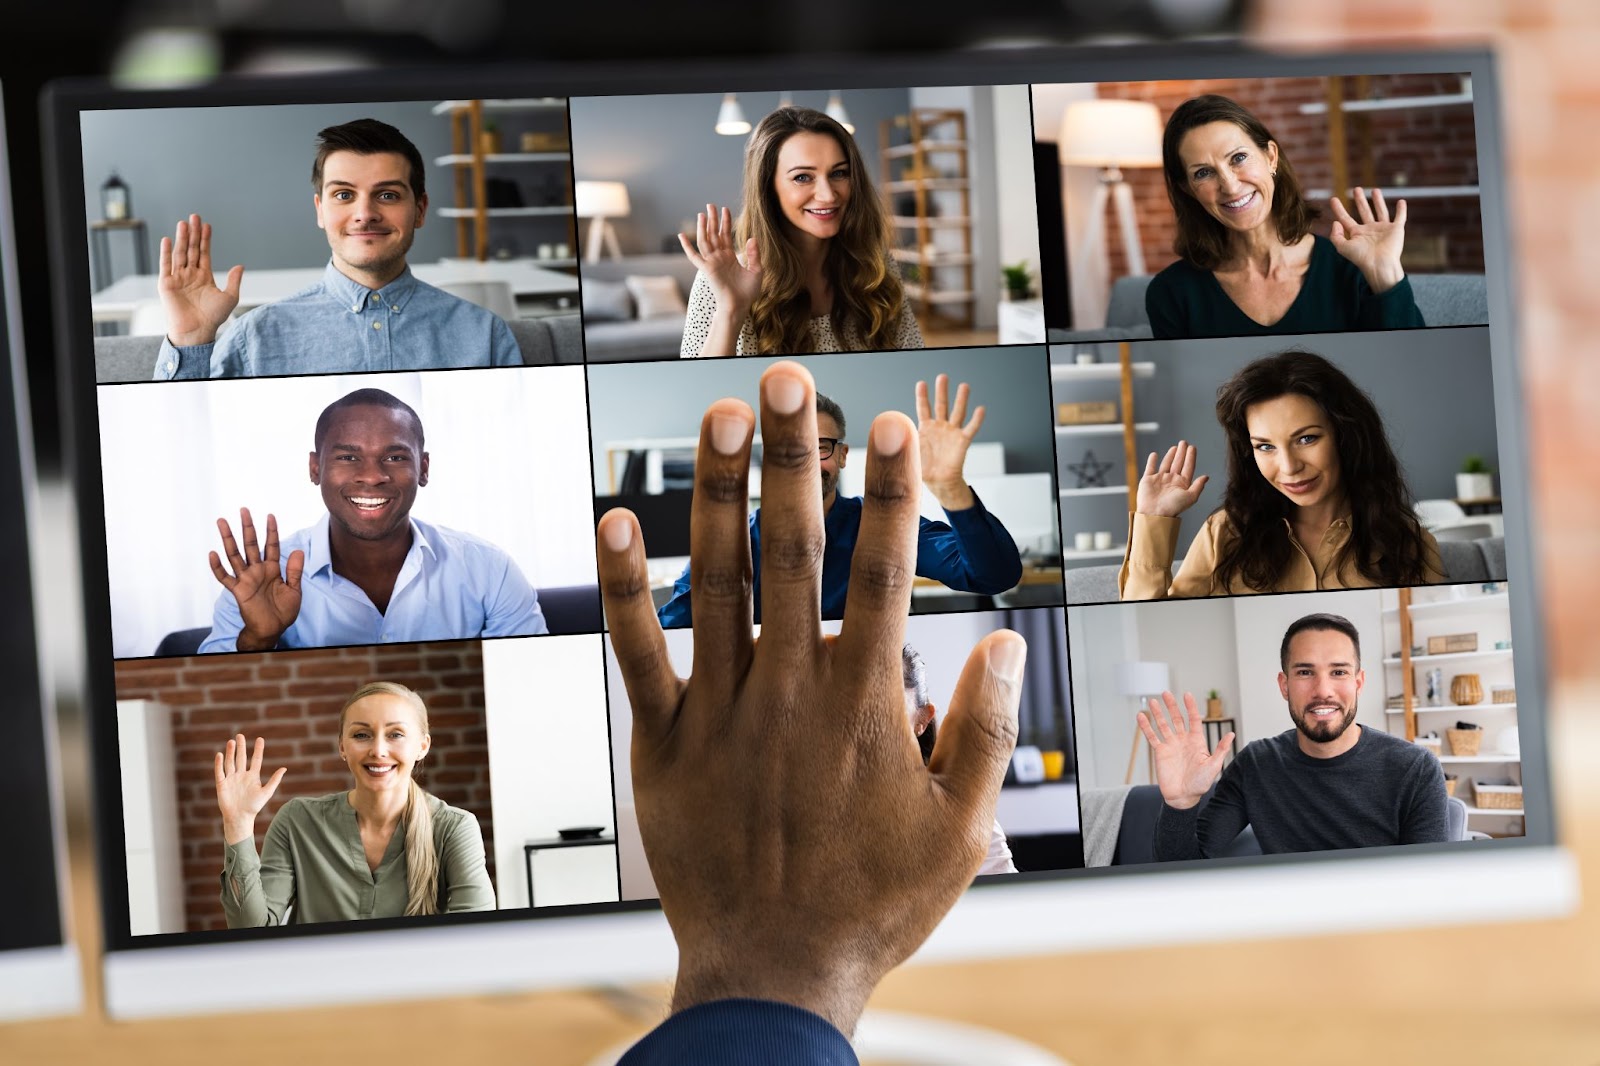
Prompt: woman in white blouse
<box><xmin>677</xmin><ymin>106</ymin><xmax>923</xmax><ymax>358</ymax></box>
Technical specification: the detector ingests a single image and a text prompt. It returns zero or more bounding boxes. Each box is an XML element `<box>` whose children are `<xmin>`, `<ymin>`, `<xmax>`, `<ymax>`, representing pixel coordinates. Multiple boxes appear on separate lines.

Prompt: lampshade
<box><xmin>825</xmin><ymin>90</ymin><xmax>855</xmax><ymax>134</ymax></box>
<box><xmin>574</xmin><ymin>180</ymin><xmax>631</xmax><ymax>219</ymax></box>
<box><xmin>1115</xmin><ymin>661</ymin><xmax>1171</xmax><ymax>699</ymax></box>
<box><xmin>715</xmin><ymin>92</ymin><xmax>751</xmax><ymax>136</ymax></box>
<box><xmin>1058</xmin><ymin>99</ymin><xmax>1163</xmax><ymax>168</ymax></box>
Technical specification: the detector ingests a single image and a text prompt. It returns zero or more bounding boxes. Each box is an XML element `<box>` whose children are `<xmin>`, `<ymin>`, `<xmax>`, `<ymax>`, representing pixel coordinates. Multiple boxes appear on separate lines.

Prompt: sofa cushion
<box><xmin>581</xmin><ymin>278</ymin><xmax>634</xmax><ymax>322</ymax></box>
<box><xmin>623</xmin><ymin>274</ymin><xmax>687</xmax><ymax>319</ymax></box>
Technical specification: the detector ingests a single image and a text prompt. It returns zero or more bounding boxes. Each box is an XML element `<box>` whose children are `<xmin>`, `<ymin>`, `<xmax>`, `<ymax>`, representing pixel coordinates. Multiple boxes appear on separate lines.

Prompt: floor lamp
<box><xmin>1058</xmin><ymin>99</ymin><xmax>1163</xmax><ymax>281</ymax></box>
<box><xmin>575</xmin><ymin>180</ymin><xmax>630</xmax><ymax>263</ymax></box>
<box><xmin>1117</xmin><ymin>660</ymin><xmax>1171</xmax><ymax>786</ymax></box>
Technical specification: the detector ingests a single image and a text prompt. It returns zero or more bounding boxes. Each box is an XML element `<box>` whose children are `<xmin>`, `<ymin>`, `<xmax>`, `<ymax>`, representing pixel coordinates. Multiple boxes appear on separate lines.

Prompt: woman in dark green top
<box><xmin>215</xmin><ymin>681</ymin><xmax>495</xmax><ymax>927</ymax></box>
<box><xmin>1145</xmin><ymin>94</ymin><xmax>1425</xmax><ymax>340</ymax></box>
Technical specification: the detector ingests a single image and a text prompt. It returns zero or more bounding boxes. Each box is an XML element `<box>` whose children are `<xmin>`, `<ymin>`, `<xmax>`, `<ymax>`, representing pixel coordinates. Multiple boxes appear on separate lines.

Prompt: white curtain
<box><xmin>97</xmin><ymin>366</ymin><xmax>598</xmax><ymax>658</ymax></box>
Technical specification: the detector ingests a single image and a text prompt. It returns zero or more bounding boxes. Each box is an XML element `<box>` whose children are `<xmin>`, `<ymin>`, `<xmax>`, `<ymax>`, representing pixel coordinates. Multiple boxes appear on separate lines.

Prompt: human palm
<box><xmin>215</xmin><ymin>734</ymin><xmax>287</xmax><ymax>844</ymax></box>
<box><xmin>1136</xmin><ymin>442</ymin><xmax>1209</xmax><ymax>517</ymax></box>
<box><xmin>1138</xmin><ymin>692</ymin><xmax>1234</xmax><ymax>809</ymax></box>
<box><xmin>159</xmin><ymin>214</ymin><xmax>243</xmax><ymax>345</ymax></box>
<box><xmin>678</xmin><ymin>203</ymin><xmax>763</xmax><ymax>314</ymax></box>
<box><xmin>208</xmin><ymin>509</ymin><xmax>304</xmax><ymax>650</ymax></box>
<box><xmin>1328</xmin><ymin>187</ymin><xmax>1407</xmax><ymax>292</ymax></box>
<box><xmin>915</xmin><ymin>375</ymin><xmax>984</xmax><ymax>499</ymax></box>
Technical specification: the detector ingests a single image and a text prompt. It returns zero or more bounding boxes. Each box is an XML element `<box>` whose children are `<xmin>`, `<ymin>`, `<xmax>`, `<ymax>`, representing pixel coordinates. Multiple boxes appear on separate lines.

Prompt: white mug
<box><xmin>538</xmin><ymin>243</ymin><xmax>555</xmax><ymax>259</ymax></box>
<box><xmin>1093</xmin><ymin>531</ymin><xmax>1113</xmax><ymax>551</ymax></box>
<box><xmin>555</xmin><ymin>242</ymin><xmax>570</xmax><ymax>258</ymax></box>
<box><xmin>1073</xmin><ymin>532</ymin><xmax>1093</xmax><ymax>552</ymax></box>
<box><xmin>1074</xmin><ymin>352</ymin><xmax>1095</xmax><ymax>365</ymax></box>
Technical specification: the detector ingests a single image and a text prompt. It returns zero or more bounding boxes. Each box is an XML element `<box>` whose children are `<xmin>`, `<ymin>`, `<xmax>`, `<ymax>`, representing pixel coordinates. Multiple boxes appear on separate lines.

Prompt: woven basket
<box><xmin>1473</xmin><ymin>781</ymin><xmax>1523</xmax><ymax>810</ymax></box>
<box><xmin>1447</xmin><ymin>727</ymin><xmax>1483</xmax><ymax>756</ymax></box>
<box><xmin>1415</xmin><ymin>736</ymin><xmax>1442</xmax><ymax>757</ymax></box>
<box><xmin>1450</xmin><ymin>673</ymin><xmax>1484</xmax><ymax>706</ymax></box>
<box><xmin>1444</xmin><ymin>774</ymin><xmax>1459</xmax><ymax>798</ymax></box>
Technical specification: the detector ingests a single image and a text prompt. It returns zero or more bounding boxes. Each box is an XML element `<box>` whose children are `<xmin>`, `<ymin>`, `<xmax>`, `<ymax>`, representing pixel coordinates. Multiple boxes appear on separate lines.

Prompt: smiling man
<box><xmin>152</xmin><ymin>118</ymin><xmax>522</xmax><ymax>380</ymax></box>
<box><xmin>197</xmin><ymin>388</ymin><xmax>545</xmax><ymax>653</ymax></box>
<box><xmin>1138</xmin><ymin>611</ymin><xmax>1448</xmax><ymax>860</ymax></box>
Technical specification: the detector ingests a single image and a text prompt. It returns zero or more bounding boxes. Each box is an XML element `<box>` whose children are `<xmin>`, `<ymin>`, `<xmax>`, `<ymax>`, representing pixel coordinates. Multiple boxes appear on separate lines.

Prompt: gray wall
<box><xmin>587</xmin><ymin>345</ymin><xmax>1056</xmax><ymax>491</ymax></box>
<box><xmin>81</xmin><ymin>100</ymin><xmax>573</xmax><ymax>283</ymax></box>
<box><xmin>568</xmin><ymin>89</ymin><xmax>914</xmax><ymax>255</ymax></box>
<box><xmin>1054</xmin><ymin>327</ymin><xmax>1500</xmax><ymax>558</ymax></box>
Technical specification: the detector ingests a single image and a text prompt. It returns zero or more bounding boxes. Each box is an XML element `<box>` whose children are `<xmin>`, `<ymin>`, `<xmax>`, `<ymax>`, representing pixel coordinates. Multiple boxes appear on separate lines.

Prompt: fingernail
<box><xmin>989</xmin><ymin>635</ymin><xmax>1026</xmax><ymax>685</ymax></box>
<box><xmin>601</xmin><ymin>515</ymin><xmax>633</xmax><ymax>553</ymax></box>
<box><xmin>874</xmin><ymin>415</ymin><xmax>907</xmax><ymax>456</ymax></box>
<box><xmin>765</xmin><ymin>373</ymin><xmax>804</xmax><ymax>415</ymax></box>
<box><xmin>711</xmin><ymin>413</ymin><xmax>748</xmax><ymax>455</ymax></box>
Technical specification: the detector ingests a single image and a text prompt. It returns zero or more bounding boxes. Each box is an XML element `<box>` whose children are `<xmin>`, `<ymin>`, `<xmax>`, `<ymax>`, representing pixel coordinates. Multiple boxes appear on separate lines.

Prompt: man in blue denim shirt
<box><xmin>152</xmin><ymin>118</ymin><xmax>522</xmax><ymax>380</ymax></box>
<box><xmin>199</xmin><ymin>387</ymin><xmax>545</xmax><ymax>652</ymax></box>
<box><xmin>656</xmin><ymin>375</ymin><xmax>1024</xmax><ymax>627</ymax></box>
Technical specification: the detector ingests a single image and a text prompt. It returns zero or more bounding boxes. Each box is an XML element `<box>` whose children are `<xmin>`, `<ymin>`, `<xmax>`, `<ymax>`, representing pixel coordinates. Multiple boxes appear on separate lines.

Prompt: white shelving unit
<box><xmin>435</xmin><ymin>98</ymin><xmax>575</xmax><ymax>263</ymax></box>
<box><xmin>1054</xmin><ymin>345</ymin><xmax>1157</xmax><ymax>571</ymax></box>
<box><xmin>1382</xmin><ymin>584</ymin><xmax>1523</xmax><ymax>837</ymax></box>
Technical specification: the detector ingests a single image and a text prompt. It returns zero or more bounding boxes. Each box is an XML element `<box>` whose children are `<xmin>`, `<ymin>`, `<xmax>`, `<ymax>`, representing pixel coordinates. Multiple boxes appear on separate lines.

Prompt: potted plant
<box><xmin>1001</xmin><ymin>261</ymin><xmax>1033</xmax><ymax>301</ymax></box>
<box><xmin>1456</xmin><ymin>455</ymin><xmax>1495</xmax><ymax>501</ymax></box>
<box><xmin>1206</xmin><ymin>689</ymin><xmax>1223</xmax><ymax>719</ymax></box>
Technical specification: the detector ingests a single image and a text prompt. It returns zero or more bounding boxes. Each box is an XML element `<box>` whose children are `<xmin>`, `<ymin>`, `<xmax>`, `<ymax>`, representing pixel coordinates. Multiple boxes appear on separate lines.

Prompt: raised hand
<box><xmin>1135</xmin><ymin>441</ymin><xmax>1210</xmax><ymax>517</ymax></box>
<box><xmin>158</xmin><ymin>213</ymin><xmax>243</xmax><ymax>347</ymax></box>
<box><xmin>214</xmin><ymin>734</ymin><xmax>287</xmax><ymax>845</ymax></box>
<box><xmin>596</xmin><ymin>362</ymin><xmax>1024</xmax><ymax>1037</ymax></box>
<box><xmin>1328</xmin><ymin>187</ymin><xmax>1407</xmax><ymax>294</ymax></box>
<box><xmin>1137</xmin><ymin>691</ymin><xmax>1234</xmax><ymax>811</ymax></box>
<box><xmin>915</xmin><ymin>374</ymin><xmax>984</xmax><ymax>510</ymax></box>
<box><xmin>208</xmin><ymin>508</ymin><xmax>305</xmax><ymax>653</ymax></box>
<box><xmin>678</xmin><ymin>203</ymin><xmax>763</xmax><ymax>317</ymax></box>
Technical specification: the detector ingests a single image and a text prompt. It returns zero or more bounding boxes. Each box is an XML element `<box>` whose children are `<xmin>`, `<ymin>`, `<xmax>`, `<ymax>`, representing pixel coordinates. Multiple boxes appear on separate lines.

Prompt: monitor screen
<box><xmin>43</xmin><ymin>46</ymin><xmax>1574</xmax><ymax>1019</ymax></box>
<box><xmin>0</xmin><ymin>81</ymin><xmax>81</xmax><ymax>1021</ymax></box>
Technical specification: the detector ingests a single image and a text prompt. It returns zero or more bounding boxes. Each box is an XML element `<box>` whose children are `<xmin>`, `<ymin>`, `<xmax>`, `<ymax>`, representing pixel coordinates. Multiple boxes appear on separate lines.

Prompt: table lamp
<box><xmin>574</xmin><ymin>180</ymin><xmax>631</xmax><ymax>262</ymax></box>
<box><xmin>1117</xmin><ymin>659</ymin><xmax>1170</xmax><ymax>785</ymax></box>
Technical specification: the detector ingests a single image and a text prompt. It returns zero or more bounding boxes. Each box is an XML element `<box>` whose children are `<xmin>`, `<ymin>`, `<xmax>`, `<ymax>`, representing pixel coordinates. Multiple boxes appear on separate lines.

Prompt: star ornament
<box><xmin>1067</xmin><ymin>449</ymin><xmax>1115</xmax><ymax>488</ymax></box>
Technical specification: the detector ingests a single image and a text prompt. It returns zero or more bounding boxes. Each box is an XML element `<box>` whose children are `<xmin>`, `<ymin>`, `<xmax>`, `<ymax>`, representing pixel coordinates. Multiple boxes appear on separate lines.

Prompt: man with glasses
<box><xmin>656</xmin><ymin>374</ymin><xmax>1023</xmax><ymax>627</ymax></box>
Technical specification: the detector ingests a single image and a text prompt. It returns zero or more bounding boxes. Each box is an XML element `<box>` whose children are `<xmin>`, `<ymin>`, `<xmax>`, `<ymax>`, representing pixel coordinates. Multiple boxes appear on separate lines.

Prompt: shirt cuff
<box><xmin>155</xmin><ymin>338</ymin><xmax>215</xmax><ymax>380</ymax></box>
<box><xmin>1119</xmin><ymin>511</ymin><xmax>1181</xmax><ymax>599</ymax></box>
<box><xmin>222</xmin><ymin>836</ymin><xmax>260</xmax><ymax>877</ymax></box>
<box><xmin>619</xmin><ymin>999</ymin><xmax>858</xmax><ymax>1065</ymax></box>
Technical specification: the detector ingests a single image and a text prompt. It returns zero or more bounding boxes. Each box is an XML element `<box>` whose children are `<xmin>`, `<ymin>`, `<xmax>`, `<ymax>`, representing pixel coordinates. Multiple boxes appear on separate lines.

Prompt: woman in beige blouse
<box><xmin>1119</xmin><ymin>350</ymin><xmax>1446</xmax><ymax>600</ymax></box>
<box><xmin>677</xmin><ymin>105</ymin><xmax>923</xmax><ymax>358</ymax></box>
<box><xmin>214</xmin><ymin>681</ymin><xmax>494</xmax><ymax>927</ymax></box>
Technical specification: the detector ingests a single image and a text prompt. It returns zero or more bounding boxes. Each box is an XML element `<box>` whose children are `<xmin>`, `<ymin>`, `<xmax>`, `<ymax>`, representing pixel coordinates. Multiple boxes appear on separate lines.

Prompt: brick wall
<box><xmin>114</xmin><ymin>641</ymin><xmax>492</xmax><ymax>932</ymax></box>
<box><xmin>1089</xmin><ymin>73</ymin><xmax>1483</xmax><ymax>277</ymax></box>
<box><xmin>1248</xmin><ymin>2</ymin><xmax>1600</xmax><ymax>684</ymax></box>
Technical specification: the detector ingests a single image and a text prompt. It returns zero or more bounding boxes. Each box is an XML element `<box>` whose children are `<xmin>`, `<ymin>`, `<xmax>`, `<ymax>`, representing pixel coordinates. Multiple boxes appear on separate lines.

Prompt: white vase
<box><xmin>1456</xmin><ymin>472</ymin><xmax>1494</xmax><ymax>500</ymax></box>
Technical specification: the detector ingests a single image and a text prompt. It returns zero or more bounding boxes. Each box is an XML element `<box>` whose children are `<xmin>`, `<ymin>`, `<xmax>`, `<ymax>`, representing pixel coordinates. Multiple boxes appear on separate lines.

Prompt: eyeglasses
<box><xmin>818</xmin><ymin>437</ymin><xmax>841</xmax><ymax>459</ymax></box>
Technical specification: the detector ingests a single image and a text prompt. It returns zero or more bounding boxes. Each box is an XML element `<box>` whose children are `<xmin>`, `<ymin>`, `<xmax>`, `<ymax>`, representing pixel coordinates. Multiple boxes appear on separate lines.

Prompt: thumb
<box><xmin>284</xmin><ymin>550</ymin><xmax>305</xmax><ymax>590</ymax></box>
<box><xmin>744</xmin><ymin>236</ymin><xmax>761</xmax><ymax>275</ymax></box>
<box><xmin>1329</xmin><ymin>221</ymin><xmax>1345</xmax><ymax>244</ymax></box>
<box><xmin>928</xmin><ymin>630</ymin><xmax>1025</xmax><ymax>812</ymax></box>
<box><xmin>224</xmin><ymin>264</ymin><xmax>244</xmax><ymax>299</ymax></box>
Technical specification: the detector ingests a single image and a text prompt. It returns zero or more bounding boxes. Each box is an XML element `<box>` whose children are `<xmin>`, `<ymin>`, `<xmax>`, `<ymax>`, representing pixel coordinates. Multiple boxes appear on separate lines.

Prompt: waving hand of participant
<box><xmin>215</xmin><ymin>734</ymin><xmax>287</xmax><ymax>845</ymax></box>
<box><xmin>1137</xmin><ymin>691</ymin><xmax>1235</xmax><ymax>810</ymax></box>
<box><xmin>208</xmin><ymin>508</ymin><xmax>304</xmax><ymax>652</ymax></box>
<box><xmin>159</xmin><ymin>213</ymin><xmax>243</xmax><ymax>346</ymax></box>
<box><xmin>915</xmin><ymin>374</ymin><xmax>984</xmax><ymax>511</ymax></box>
<box><xmin>1329</xmin><ymin>186</ymin><xmax>1407</xmax><ymax>295</ymax></box>
<box><xmin>1136</xmin><ymin>441</ymin><xmax>1210</xmax><ymax>518</ymax></box>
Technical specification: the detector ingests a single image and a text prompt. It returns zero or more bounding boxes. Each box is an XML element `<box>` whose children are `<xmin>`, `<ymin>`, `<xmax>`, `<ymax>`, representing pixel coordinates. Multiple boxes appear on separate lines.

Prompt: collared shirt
<box><xmin>618</xmin><ymin>1000</ymin><xmax>858</xmax><ymax>1066</ymax></box>
<box><xmin>1118</xmin><ymin>508</ymin><xmax>1446</xmax><ymax>601</ymax></box>
<box><xmin>199</xmin><ymin>514</ymin><xmax>546</xmax><ymax>653</ymax></box>
<box><xmin>221</xmin><ymin>792</ymin><xmax>496</xmax><ymax>927</ymax></box>
<box><xmin>657</xmin><ymin>491</ymin><xmax>1023</xmax><ymax>628</ymax></box>
<box><xmin>153</xmin><ymin>261</ymin><xmax>523</xmax><ymax>380</ymax></box>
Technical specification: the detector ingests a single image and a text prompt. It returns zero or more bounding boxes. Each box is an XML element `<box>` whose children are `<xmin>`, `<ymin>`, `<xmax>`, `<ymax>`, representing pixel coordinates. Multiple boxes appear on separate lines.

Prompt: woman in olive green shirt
<box><xmin>215</xmin><ymin>681</ymin><xmax>495</xmax><ymax>927</ymax></box>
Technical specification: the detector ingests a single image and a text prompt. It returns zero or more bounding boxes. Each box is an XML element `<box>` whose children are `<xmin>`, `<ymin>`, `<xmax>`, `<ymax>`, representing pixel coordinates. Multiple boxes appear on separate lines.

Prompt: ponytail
<box><xmin>402</xmin><ymin>777</ymin><xmax>439</xmax><ymax>917</ymax></box>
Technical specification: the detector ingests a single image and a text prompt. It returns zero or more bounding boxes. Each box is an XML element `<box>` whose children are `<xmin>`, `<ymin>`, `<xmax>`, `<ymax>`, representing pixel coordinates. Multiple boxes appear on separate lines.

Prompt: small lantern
<box><xmin>102</xmin><ymin>171</ymin><xmax>130</xmax><ymax>221</ymax></box>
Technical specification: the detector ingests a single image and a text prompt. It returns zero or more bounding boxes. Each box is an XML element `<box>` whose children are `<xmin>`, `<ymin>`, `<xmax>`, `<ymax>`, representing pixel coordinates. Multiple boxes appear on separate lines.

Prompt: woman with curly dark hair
<box><xmin>1144</xmin><ymin>94</ymin><xmax>1425</xmax><ymax>340</ymax></box>
<box><xmin>1118</xmin><ymin>349</ymin><xmax>1446</xmax><ymax>599</ymax></box>
<box><xmin>676</xmin><ymin>106</ymin><xmax>923</xmax><ymax>357</ymax></box>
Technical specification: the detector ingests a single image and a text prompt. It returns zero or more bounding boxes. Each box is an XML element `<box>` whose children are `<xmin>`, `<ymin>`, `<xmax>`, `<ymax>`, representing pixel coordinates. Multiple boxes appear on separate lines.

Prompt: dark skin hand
<box><xmin>209</xmin><ymin>507</ymin><xmax>305</xmax><ymax>652</ymax></box>
<box><xmin>596</xmin><ymin>360</ymin><xmax>1025</xmax><ymax>1036</ymax></box>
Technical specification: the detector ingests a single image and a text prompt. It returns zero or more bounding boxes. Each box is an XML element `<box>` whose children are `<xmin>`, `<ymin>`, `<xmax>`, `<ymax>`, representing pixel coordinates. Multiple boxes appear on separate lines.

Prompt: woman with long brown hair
<box><xmin>677</xmin><ymin>106</ymin><xmax>923</xmax><ymax>357</ymax></box>
<box><xmin>214</xmin><ymin>681</ymin><xmax>494</xmax><ymax>927</ymax></box>
<box><xmin>1119</xmin><ymin>350</ymin><xmax>1446</xmax><ymax>600</ymax></box>
<box><xmin>1144</xmin><ymin>94</ymin><xmax>1425</xmax><ymax>340</ymax></box>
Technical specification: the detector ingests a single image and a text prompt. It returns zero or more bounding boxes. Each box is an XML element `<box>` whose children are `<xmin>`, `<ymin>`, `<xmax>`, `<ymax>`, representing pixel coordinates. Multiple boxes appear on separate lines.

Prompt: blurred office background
<box><xmin>6</xmin><ymin>0</ymin><xmax>1600</xmax><ymax>1062</ymax></box>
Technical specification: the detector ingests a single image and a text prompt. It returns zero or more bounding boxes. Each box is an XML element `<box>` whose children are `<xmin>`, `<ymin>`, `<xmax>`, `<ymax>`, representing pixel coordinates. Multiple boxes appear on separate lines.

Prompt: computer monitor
<box><xmin>0</xmin><ymin>82</ymin><xmax>82</xmax><ymax>1021</ymax></box>
<box><xmin>42</xmin><ymin>45</ymin><xmax>1574</xmax><ymax>1021</ymax></box>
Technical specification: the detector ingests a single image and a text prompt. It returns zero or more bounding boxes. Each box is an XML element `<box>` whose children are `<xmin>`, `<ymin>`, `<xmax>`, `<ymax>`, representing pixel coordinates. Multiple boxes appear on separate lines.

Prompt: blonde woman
<box><xmin>678</xmin><ymin>106</ymin><xmax>923</xmax><ymax>357</ymax></box>
<box><xmin>214</xmin><ymin>681</ymin><xmax>494</xmax><ymax>927</ymax></box>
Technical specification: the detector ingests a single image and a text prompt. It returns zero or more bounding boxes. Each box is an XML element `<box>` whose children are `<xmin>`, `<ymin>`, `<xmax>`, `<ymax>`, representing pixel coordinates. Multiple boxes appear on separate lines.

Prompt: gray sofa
<box><xmin>1064</xmin><ymin>534</ymin><xmax>1505</xmax><ymax>605</ymax></box>
<box><xmin>577</xmin><ymin>253</ymin><xmax>700</xmax><ymax>362</ymax></box>
<box><xmin>1047</xmin><ymin>270</ymin><xmax>1488</xmax><ymax>344</ymax></box>
<box><xmin>93</xmin><ymin>313</ymin><xmax>584</xmax><ymax>383</ymax></box>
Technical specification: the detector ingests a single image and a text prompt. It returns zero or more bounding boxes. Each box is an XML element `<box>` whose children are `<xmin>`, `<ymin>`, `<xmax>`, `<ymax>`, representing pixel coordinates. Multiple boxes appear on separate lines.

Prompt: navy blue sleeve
<box><xmin>618</xmin><ymin>999</ymin><xmax>859</xmax><ymax>1066</ymax></box>
<box><xmin>656</xmin><ymin>561</ymin><xmax>695</xmax><ymax>629</ymax></box>
<box><xmin>913</xmin><ymin>491</ymin><xmax>1023</xmax><ymax>595</ymax></box>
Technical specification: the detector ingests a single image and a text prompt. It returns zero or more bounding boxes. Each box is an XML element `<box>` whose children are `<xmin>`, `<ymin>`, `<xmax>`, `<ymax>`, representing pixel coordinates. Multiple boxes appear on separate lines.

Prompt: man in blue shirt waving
<box><xmin>152</xmin><ymin>118</ymin><xmax>522</xmax><ymax>380</ymax></box>
<box><xmin>656</xmin><ymin>373</ymin><xmax>1023</xmax><ymax>627</ymax></box>
<box><xmin>199</xmin><ymin>387</ymin><xmax>545</xmax><ymax>653</ymax></box>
